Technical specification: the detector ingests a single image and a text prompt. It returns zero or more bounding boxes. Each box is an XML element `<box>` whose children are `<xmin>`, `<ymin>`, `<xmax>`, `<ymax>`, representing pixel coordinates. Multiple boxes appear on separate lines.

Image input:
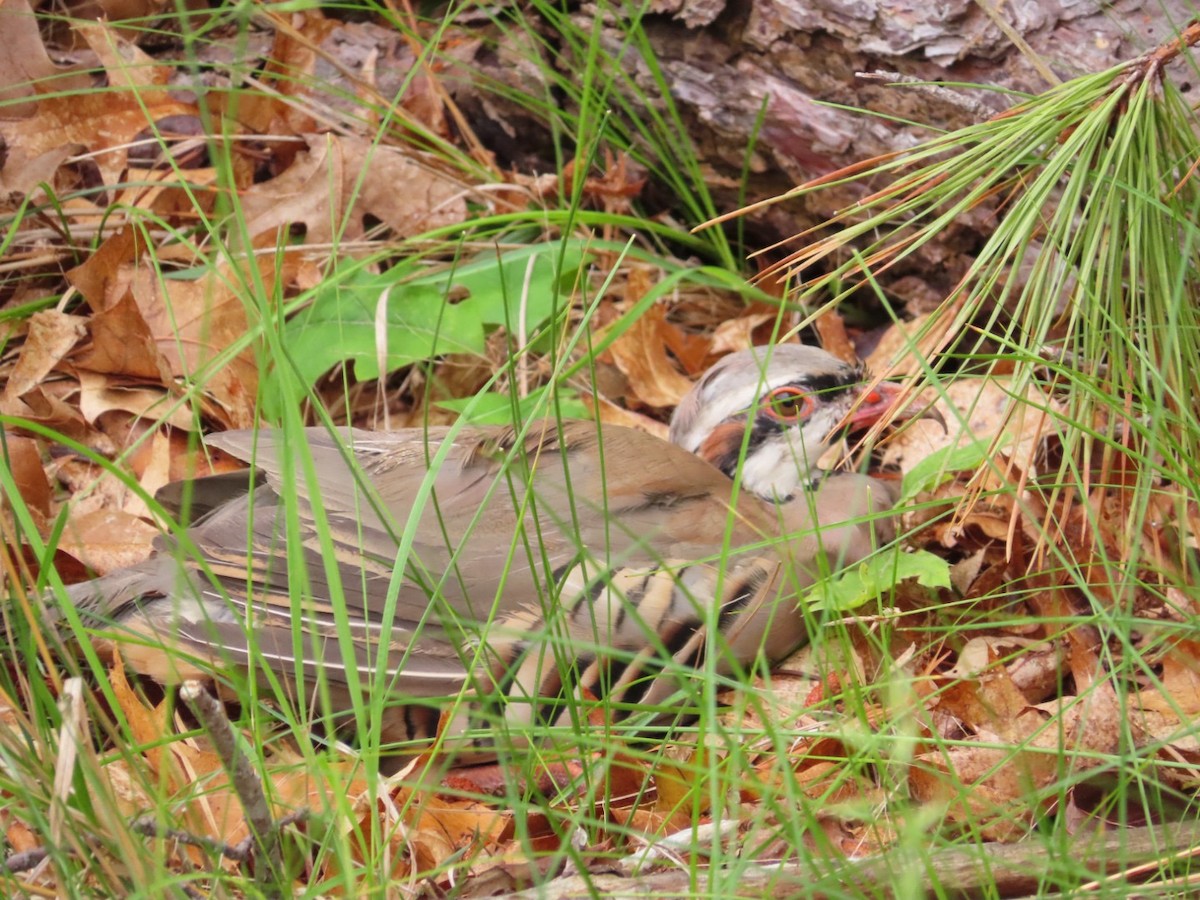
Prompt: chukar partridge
<box><xmin>52</xmin><ymin>344</ymin><xmax>907</xmax><ymax>755</ymax></box>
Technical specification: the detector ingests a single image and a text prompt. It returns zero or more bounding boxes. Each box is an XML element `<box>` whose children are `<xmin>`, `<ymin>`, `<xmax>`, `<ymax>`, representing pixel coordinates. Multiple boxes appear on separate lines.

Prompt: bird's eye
<box><xmin>763</xmin><ymin>387</ymin><xmax>814</xmax><ymax>422</ymax></box>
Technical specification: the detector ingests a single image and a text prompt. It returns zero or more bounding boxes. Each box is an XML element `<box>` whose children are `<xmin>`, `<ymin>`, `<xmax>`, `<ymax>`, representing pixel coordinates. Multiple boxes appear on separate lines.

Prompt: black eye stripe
<box><xmin>790</xmin><ymin>367</ymin><xmax>864</xmax><ymax>398</ymax></box>
<box><xmin>733</xmin><ymin>369</ymin><xmax>863</xmax><ymax>431</ymax></box>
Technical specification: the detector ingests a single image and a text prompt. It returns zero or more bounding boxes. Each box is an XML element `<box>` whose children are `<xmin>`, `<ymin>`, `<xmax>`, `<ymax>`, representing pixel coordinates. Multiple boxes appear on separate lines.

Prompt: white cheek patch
<box><xmin>737</xmin><ymin>407</ymin><xmax>843</xmax><ymax>499</ymax></box>
<box><xmin>739</xmin><ymin>441</ymin><xmax>804</xmax><ymax>499</ymax></box>
<box><xmin>796</xmin><ymin>407</ymin><xmax>843</xmax><ymax>460</ymax></box>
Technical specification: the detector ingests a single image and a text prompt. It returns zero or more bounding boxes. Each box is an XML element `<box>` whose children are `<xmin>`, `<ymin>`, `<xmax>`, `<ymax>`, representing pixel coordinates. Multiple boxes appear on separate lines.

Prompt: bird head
<box><xmin>668</xmin><ymin>344</ymin><xmax>907</xmax><ymax>502</ymax></box>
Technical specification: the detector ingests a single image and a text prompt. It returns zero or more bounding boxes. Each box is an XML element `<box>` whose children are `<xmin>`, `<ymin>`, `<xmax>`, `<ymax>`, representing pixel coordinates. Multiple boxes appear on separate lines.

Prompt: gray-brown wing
<box><xmin>203</xmin><ymin>421</ymin><xmax>785</xmax><ymax>618</ymax></box>
<box><xmin>86</xmin><ymin>423</ymin><xmax>780</xmax><ymax>695</ymax></box>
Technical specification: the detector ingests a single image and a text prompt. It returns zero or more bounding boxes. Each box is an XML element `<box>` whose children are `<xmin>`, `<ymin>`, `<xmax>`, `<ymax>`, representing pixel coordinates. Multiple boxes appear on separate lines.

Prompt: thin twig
<box><xmin>179</xmin><ymin>681</ymin><xmax>285</xmax><ymax>894</ymax></box>
<box><xmin>131</xmin><ymin>811</ymin><xmax>308</xmax><ymax>863</ymax></box>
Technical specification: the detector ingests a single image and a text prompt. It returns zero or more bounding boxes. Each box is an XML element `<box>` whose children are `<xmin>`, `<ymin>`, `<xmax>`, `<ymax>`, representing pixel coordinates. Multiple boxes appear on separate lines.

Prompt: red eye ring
<box><xmin>763</xmin><ymin>386</ymin><xmax>815</xmax><ymax>422</ymax></box>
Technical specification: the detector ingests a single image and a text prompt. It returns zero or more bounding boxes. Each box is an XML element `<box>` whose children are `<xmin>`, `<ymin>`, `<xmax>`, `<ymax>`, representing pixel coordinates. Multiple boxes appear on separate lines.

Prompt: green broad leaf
<box><xmin>410</xmin><ymin>241</ymin><xmax>589</xmax><ymax>328</ymax></box>
<box><xmin>900</xmin><ymin>435</ymin><xmax>1011</xmax><ymax>501</ymax></box>
<box><xmin>436</xmin><ymin>386</ymin><xmax>590</xmax><ymax>425</ymax></box>
<box><xmin>284</xmin><ymin>280</ymin><xmax>485</xmax><ymax>387</ymax></box>
<box><xmin>281</xmin><ymin>243</ymin><xmax>590</xmax><ymax>394</ymax></box>
<box><xmin>809</xmin><ymin>549</ymin><xmax>952</xmax><ymax>612</ymax></box>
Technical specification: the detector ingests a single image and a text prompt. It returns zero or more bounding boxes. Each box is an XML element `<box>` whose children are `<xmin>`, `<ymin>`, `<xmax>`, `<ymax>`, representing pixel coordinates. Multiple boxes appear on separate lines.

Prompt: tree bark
<box><xmin>448</xmin><ymin>0</ymin><xmax>1196</xmax><ymax>302</ymax></box>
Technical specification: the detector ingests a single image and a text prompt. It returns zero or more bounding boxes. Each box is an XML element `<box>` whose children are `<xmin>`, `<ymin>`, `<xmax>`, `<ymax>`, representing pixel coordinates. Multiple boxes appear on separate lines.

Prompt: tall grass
<box><xmin>2</xmin><ymin>2</ymin><xmax>1199</xmax><ymax>897</ymax></box>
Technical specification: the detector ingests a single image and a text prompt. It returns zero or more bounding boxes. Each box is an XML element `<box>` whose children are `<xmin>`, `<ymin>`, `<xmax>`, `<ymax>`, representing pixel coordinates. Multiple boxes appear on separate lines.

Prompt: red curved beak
<box><xmin>848</xmin><ymin>381</ymin><xmax>907</xmax><ymax>429</ymax></box>
<box><xmin>847</xmin><ymin>382</ymin><xmax>947</xmax><ymax>432</ymax></box>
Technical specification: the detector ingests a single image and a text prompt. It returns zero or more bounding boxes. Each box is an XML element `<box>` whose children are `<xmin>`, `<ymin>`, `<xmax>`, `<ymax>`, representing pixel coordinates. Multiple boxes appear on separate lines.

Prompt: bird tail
<box><xmin>29</xmin><ymin>559</ymin><xmax>172</xmax><ymax>635</ymax></box>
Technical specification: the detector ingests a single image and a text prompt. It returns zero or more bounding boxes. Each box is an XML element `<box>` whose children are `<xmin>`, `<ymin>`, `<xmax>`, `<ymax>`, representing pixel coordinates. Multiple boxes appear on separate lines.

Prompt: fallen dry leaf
<box><xmin>0</xmin><ymin>18</ymin><xmax>196</xmax><ymax>189</ymax></box>
<box><xmin>245</xmin><ymin>10</ymin><xmax>470</xmax><ymax>141</ymax></box>
<box><xmin>1136</xmin><ymin>642</ymin><xmax>1200</xmax><ymax>716</ymax></box>
<box><xmin>4</xmin><ymin>434</ymin><xmax>51</xmax><ymax>518</ymax></box>
<box><xmin>67</xmin><ymin>228</ymin><xmax>272</xmax><ymax>427</ymax></box>
<box><xmin>0</xmin><ymin>145</ymin><xmax>74</xmax><ymax>198</ymax></box>
<box><xmin>104</xmin><ymin>661</ymin><xmax>366</xmax><ymax>873</ymax></box>
<box><xmin>909</xmin><ymin>743</ymin><xmax>1052</xmax><ymax>841</ymax></box>
<box><xmin>76</xmin><ymin>292</ymin><xmax>176</xmax><ymax>383</ymax></box>
<box><xmin>880</xmin><ymin>377</ymin><xmax>1064</xmax><ymax>480</ymax></box>
<box><xmin>238</xmin><ymin>133</ymin><xmax>468</xmax><ymax>244</ymax></box>
<box><xmin>580</xmin><ymin>393</ymin><xmax>669</xmax><ymax>440</ymax></box>
<box><xmin>2</xmin><ymin>311</ymin><xmax>88</xmax><ymax>402</ymax></box>
<box><xmin>0</xmin><ymin>0</ymin><xmax>90</xmax><ymax>117</ymax></box>
<box><xmin>57</xmin><ymin>507</ymin><xmax>158</xmax><ymax>575</ymax></box>
<box><xmin>945</xmin><ymin>636</ymin><xmax>1044</xmax><ymax>680</ymax></box>
<box><xmin>812</xmin><ymin>309</ymin><xmax>856</xmax><ymax>363</ymax></box>
<box><xmin>126</xmin><ymin>267</ymin><xmax>258</xmax><ymax>428</ymax></box>
<box><xmin>605</xmin><ymin>277</ymin><xmax>694</xmax><ymax>408</ymax></box>
<box><xmin>77</xmin><ymin>371</ymin><xmax>196</xmax><ymax>431</ymax></box>
<box><xmin>0</xmin><ymin>383</ymin><xmax>98</xmax><ymax>448</ymax></box>
<box><xmin>864</xmin><ymin>312</ymin><xmax>941</xmax><ymax>375</ymax></box>
<box><xmin>708</xmin><ymin>312</ymin><xmax>774</xmax><ymax>356</ymax></box>
<box><xmin>1059</xmin><ymin>679</ymin><xmax>1123</xmax><ymax>763</ymax></box>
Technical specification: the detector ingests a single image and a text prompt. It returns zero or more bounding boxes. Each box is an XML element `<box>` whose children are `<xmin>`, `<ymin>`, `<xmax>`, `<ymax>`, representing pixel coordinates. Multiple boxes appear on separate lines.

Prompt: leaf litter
<box><xmin>0</xmin><ymin>6</ymin><xmax>1196</xmax><ymax>896</ymax></box>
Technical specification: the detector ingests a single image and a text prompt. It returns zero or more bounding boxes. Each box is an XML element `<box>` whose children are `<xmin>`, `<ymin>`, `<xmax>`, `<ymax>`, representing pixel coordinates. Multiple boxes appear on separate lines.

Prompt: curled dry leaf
<box><xmin>1050</xmin><ymin>679</ymin><xmax>1124</xmax><ymax>765</ymax></box>
<box><xmin>52</xmin><ymin>412</ymin><xmax>176</xmax><ymax>520</ymax></box>
<box><xmin>1130</xmin><ymin>708</ymin><xmax>1200</xmax><ymax>787</ymax></box>
<box><xmin>2</xmin><ymin>311</ymin><xmax>88</xmax><ymax>402</ymax></box>
<box><xmin>440</xmin><ymin>760</ymin><xmax>584</xmax><ymax>800</ymax></box>
<box><xmin>66</xmin><ymin>226</ymin><xmax>141</xmax><ymax>315</ymax></box>
<box><xmin>864</xmin><ymin>312</ymin><xmax>941</xmax><ymax>376</ymax></box>
<box><xmin>77</xmin><ymin>371</ymin><xmax>196</xmax><ymax>431</ymax></box>
<box><xmin>250</xmin><ymin>10</ymin><xmax>475</xmax><ymax>139</ymax></box>
<box><xmin>812</xmin><ymin>309</ymin><xmax>856</xmax><ymax>363</ymax></box>
<box><xmin>0</xmin><ymin>145</ymin><xmax>74</xmax><ymax>198</ymax></box>
<box><xmin>945</xmin><ymin>635</ymin><xmax>1044</xmax><ymax>681</ymax></box>
<box><xmin>130</xmin><ymin>426</ymin><xmax>172</xmax><ymax>512</ymax></box>
<box><xmin>107</xmin><ymin>656</ymin><xmax>183</xmax><ymax>790</ymax></box>
<box><xmin>1006</xmin><ymin>643</ymin><xmax>1068</xmax><ymax>702</ymax></box>
<box><xmin>107</xmin><ymin>658</ymin><xmax>362</xmax><ymax>870</ymax></box>
<box><xmin>717</xmin><ymin>671</ymin><xmax>818</xmax><ymax>736</ymax></box>
<box><xmin>112</xmin><ymin>164</ymin><xmax>229</xmax><ymax>225</ymax></box>
<box><xmin>566</xmin><ymin>150</ymin><xmax>648</xmax><ymax>214</ymax></box>
<box><xmin>604</xmin><ymin>280</ymin><xmax>694</xmax><ymax>409</ymax></box>
<box><xmin>656</xmin><ymin>312</ymin><xmax>714</xmax><ymax>376</ymax></box>
<box><xmin>77</xmin><ymin>293</ymin><xmax>176</xmax><ymax>383</ymax></box>
<box><xmin>914</xmin><ymin>654</ymin><xmax>1134</xmax><ymax>841</ymax></box>
<box><xmin>1136</xmin><ymin>642</ymin><xmax>1200</xmax><ymax>717</ymax></box>
<box><xmin>0</xmin><ymin>383</ymin><xmax>97</xmax><ymax>448</ymax></box>
<box><xmin>707</xmin><ymin>312</ymin><xmax>774</xmax><ymax>356</ymax></box>
<box><xmin>946</xmin><ymin>663</ymin><xmax>1049</xmax><ymax>740</ymax></box>
<box><xmin>67</xmin><ymin>229</ymin><xmax>286</xmax><ymax>428</ymax></box>
<box><xmin>905</xmin><ymin>482</ymin><xmax>1030</xmax><ymax>554</ymax></box>
<box><xmin>406</xmin><ymin>797</ymin><xmax>509</xmax><ymax>873</ymax></box>
<box><xmin>126</xmin><ymin>269</ymin><xmax>258</xmax><ymax>429</ymax></box>
<box><xmin>909</xmin><ymin>745</ymin><xmax>1050</xmax><ymax>842</ymax></box>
